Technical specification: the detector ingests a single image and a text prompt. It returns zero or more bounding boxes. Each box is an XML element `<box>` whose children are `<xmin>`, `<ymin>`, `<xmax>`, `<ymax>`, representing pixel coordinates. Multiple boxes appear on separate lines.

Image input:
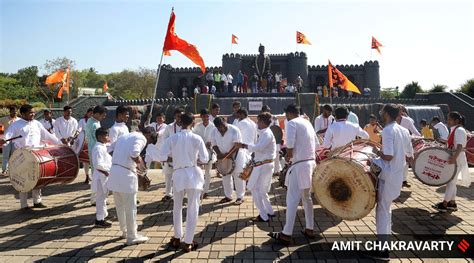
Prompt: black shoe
<box><xmin>363</xmin><ymin>249</ymin><xmax>390</xmax><ymax>260</ymax></box>
<box><xmin>432</xmin><ymin>202</ymin><xmax>448</xmax><ymax>212</ymax></box>
<box><xmin>234</xmin><ymin>198</ymin><xmax>244</xmax><ymax>205</ymax></box>
<box><xmin>91</xmin><ymin>203</ymin><xmax>96</xmax><ymax>207</ymax></box>
<box><xmin>219</xmin><ymin>197</ymin><xmax>232</xmax><ymax>204</ymax></box>
<box><xmin>162</xmin><ymin>195</ymin><xmax>172</xmax><ymax>202</ymax></box>
<box><xmin>447</xmin><ymin>201</ymin><xmax>458</xmax><ymax>211</ymax></box>
<box><xmin>402</xmin><ymin>181</ymin><xmax>411</xmax><ymax>188</ymax></box>
<box><xmin>202</xmin><ymin>193</ymin><xmax>209</xmax><ymax>199</ymax></box>
<box><xmin>95</xmin><ymin>220</ymin><xmax>112</xmax><ymax>228</ymax></box>
<box><xmin>33</xmin><ymin>203</ymin><xmax>47</xmax><ymax>208</ymax></box>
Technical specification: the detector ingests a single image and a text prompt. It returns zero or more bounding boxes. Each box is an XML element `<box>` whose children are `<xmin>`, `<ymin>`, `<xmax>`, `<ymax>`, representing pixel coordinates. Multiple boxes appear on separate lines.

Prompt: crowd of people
<box><xmin>0</xmin><ymin>101</ymin><xmax>471</xmax><ymax>259</ymax></box>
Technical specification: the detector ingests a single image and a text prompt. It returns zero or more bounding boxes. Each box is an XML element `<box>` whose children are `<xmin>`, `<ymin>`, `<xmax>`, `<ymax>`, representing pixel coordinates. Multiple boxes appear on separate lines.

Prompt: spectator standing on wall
<box><xmin>236</xmin><ymin>70</ymin><xmax>243</xmax><ymax>93</ymax></box>
<box><xmin>227</xmin><ymin>72</ymin><xmax>234</xmax><ymax>93</ymax></box>
<box><xmin>206</xmin><ymin>71</ymin><xmax>214</xmax><ymax>88</ymax></box>
<box><xmin>214</xmin><ymin>71</ymin><xmax>221</xmax><ymax>93</ymax></box>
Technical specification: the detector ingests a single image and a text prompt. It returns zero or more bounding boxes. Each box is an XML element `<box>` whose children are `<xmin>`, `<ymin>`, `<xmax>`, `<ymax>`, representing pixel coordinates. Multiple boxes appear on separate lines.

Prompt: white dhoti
<box><xmin>173</xmin><ymin>188</ymin><xmax>201</xmax><ymax>244</ymax></box>
<box><xmin>248</xmin><ymin>163</ymin><xmax>274</xmax><ymax>221</ymax></box>
<box><xmin>376</xmin><ymin>179</ymin><xmax>393</xmax><ymax>237</ymax></box>
<box><xmin>19</xmin><ymin>189</ymin><xmax>42</xmax><ymax>209</ymax></box>
<box><xmin>162</xmin><ymin>162</ymin><xmax>173</xmax><ymax>197</ymax></box>
<box><xmin>222</xmin><ymin>149</ymin><xmax>249</xmax><ymax>199</ymax></box>
<box><xmin>444</xmin><ymin>152</ymin><xmax>471</xmax><ymax>201</ymax></box>
<box><xmin>113</xmin><ymin>191</ymin><xmax>138</xmax><ymax>240</ymax></box>
<box><xmin>91</xmin><ymin>171</ymin><xmax>109</xmax><ymax>220</ymax></box>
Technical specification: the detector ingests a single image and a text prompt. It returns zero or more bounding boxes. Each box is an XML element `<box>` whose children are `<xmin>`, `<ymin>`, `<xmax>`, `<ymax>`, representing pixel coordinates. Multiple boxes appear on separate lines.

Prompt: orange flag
<box><xmin>164</xmin><ymin>50</ymin><xmax>171</xmax><ymax>56</ymax></box>
<box><xmin>163</xmin><ymin>11</ymin><xmax>206</xmax><ymax>73</ymax></box>
<box><xmin>328</xmin><ymin>61</ymin><xmax>360</xmax><ymax>94</ymax></box>
<box><xmin>103</xmin><ymin>82</ymin><xmax>109</xmax><ymax>92</ymax></box>
<box><xmin>296</xmin><ymin>31</ymin><xmax>311</xmax><ymax>45</ymax></box>
<box><xmin>57</xmin><ymin>67</ymin><xmax>70</xmax><ymax>99</ymax></box>
<box><xmin>45</xmin><ymin>70</ymin><xmax>66</xmax><ymax>85</ymax></box>
<box><xmin>371</xmin><ymin>36</ymin><xmax>383</xmax><ymax>54</ymax></box>
<box><xmin>232</xmin><ymin>34</ymin><xmax>238</xmax><ymax>44</ymax></box>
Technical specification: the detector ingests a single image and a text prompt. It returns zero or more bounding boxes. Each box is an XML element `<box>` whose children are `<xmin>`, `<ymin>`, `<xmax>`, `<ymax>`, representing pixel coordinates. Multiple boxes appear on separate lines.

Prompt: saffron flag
<box><xmin>232</xmin><ymin>34</ymin><xmax>238</xmax><ymax>44</ymax></box>
<box><xmin>296</xmin><ymin>31</ymin><xmax>311</xmax><ymax>45</ymax></box>
<box><xmin>328</xmin><ymin>61</ymin><xmax>361</xmax><ymax>94</ymax></box>
<box><xmin>164</xmin><ymin>50</ymin><xmax>171</xmax><ymax>56</ymax></box>
<box><xmin>57</xmin><ymin>67</ymin><xmax>70</xmax><ymax>99</ymax></box>
<box><xmin>163</xmin><ymin>11</ymin><xmax>206</xmax><ymax>73</ymax></box>
<box><xmin>45</xmin><ymin>70</ymin><xmax>66</xmax><ymax>85</ymax></box>
<box><xmin>371</xmin><ymin>36</ymin><xmax>383</xmax><ymax>54</ymax></box>
<box><xmin>103</xmin><ymin>82</ymin><xmax>109</xmax><ymax>92</ymax></box>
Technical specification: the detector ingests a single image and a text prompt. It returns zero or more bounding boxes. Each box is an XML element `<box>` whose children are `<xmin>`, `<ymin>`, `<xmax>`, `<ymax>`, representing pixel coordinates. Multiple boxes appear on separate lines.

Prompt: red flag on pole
<box><xmin>296</xmin><ymin>31</ymin><xmax>311</xmax><ymax>45</ymax></box>
<box><xmin>232</xmin><ymin>34</ymin><xmax>238</xmax><ymax>44</ymax></box>
<box><xmin>163</xmin><ymin>11</ymin><xmax>206</xmax><ymax>73</ymax></box>
<box><xmin>371</xmin><ymin>36</ymin><xmax>383</xmax><ymax>54</ymax></box>
<box><xmin>328</xmin><ymin>61</ymin><xmax>361</xmax><ymax>94</ymax></box>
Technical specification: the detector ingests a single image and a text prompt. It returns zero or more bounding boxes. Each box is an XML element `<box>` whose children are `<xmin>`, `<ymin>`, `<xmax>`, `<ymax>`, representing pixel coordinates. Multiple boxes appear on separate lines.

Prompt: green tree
<box><xmin>380</xmin><ymin>87</ymin><xmax>398</xmax><ymax>98</ymax></box>
<box><xmin>459</xmin><ymin>79</ymin><xmax>474</xmax><ymax>97</ymax></box>
<box><xmin>85</xmin><ymin>67</ymin><xmax>104</xmax><ymax>88</ymax></box>
<box><xmin>429</xmin><ymin>84</ymin><xmax>448</xmax><ymax>93</ymax></box>
<box><xmin>14</xmin><ymin>66</ymin><xmax>39</xmax><ymax>87</ymax></box>
<box><xmin>400</xmin><ymin>81</ymin><xmax>424</xmax><ymax>98</ymax></box>
<box><xmin>43</xmin><ymin>57</ymin><xmax>76</xmax><ymax>74</ymax></box>
<box><xmin>108</xmin><ymin>68</ymin><xmax>155</xmax><ymax>99</ymax></box>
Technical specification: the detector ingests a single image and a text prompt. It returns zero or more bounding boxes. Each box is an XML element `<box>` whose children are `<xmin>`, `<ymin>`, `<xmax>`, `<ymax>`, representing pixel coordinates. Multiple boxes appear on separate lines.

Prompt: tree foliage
<box><xmin>400</xmin><ymin>81</ymin><xmax>424</xmax><ymax>98</ymax></box>
<box><xmin>43</xmin><ymin>57</ymin><xmax>76</xmax><ymax>74</ymax></box>
<box><xmin>380</xmin><ymin>87</ymin><xmax>398</xmax><ymax>98</ymax></box>
<box><xmin>429</xmin><ymin>84</ymin><xmax>448</xmax><ymax>93</ymax></box>
<box><xmin>459</xmin><ymin>79</ymin><xmax>474</xmax><ymax>98</ymax></box>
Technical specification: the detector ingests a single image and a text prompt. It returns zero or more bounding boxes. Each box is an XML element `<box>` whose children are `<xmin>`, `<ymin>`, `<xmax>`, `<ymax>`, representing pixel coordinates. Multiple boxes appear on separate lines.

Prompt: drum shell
<box><xmin>72</xmin><ymin>131</ymin><xmax>90</xmax><ymax>163</ymax></box>
<box><xmin>9</xmin><ymin>146</ymin><xmax>79</xmax><ymax>192</ymax></box>
<box><xmin>466</xmin><ymin>133</ymin><xmax>474</xmax><ymax>166</ymax></box>
<box><xmin>413</xmin><ymin>147</ymin><xmax>457</xmax><ymax>186</ymax></box>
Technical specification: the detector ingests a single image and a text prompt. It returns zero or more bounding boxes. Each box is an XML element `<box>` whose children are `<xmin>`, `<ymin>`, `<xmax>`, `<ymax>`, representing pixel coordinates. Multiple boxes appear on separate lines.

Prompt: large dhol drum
<box><xmin>413</xmin><ymin>147</ymin><xmax>457</xmax><ymax>186</ymax></box>
<box><xmin>71</xmin><ymin>131</ymin><xmax>89</xmax><ymax>163</ymax></box>
<box><xmin>9</xmin><ymin>146</ymin><xmax>79</xmax><ymax>192</ymax></box>
<box><xmin>411</xmin><ymin>137</ymin><xmax>443</xmax><ymax>156</ymax></box>
<box><xmin>312</xmin><ymin>139</ymin><xmax>381</xmax><ymax>220</ymax></box>
<box><xmin>466</xmin><ymin>133</ymin><xmax>474</xmax><ymax>166</ymax></box>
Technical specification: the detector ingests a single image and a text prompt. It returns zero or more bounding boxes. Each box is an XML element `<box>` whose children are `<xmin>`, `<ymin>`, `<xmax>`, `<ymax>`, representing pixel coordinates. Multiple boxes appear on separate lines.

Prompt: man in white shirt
<box><xmin>160</xmin><ymin>108</ymin><xmax>184</xmax><ymax>201</ymax></box>
<box><xmin>108</xmin><ymin>105</ymin><xmax>130</xmax><ymax>153</ymax></box>
<box><xmin>209</xmin><ymin>103</ymin><xmax>220</xmax><ymax>124</ymax></box>
<box><xmin>235</xmin><ymin>108</ymin><xmax>258</xmax><ymax>146</ymax></box>
<box><xmin>367</xmin><ymin>104</ymin><xmax>412</xmax><ymax>260</ymax></box>
<box><xmin>158</xmin><ymin>113</ymin><xmax>209</xmax><ymax>252</ymax></box>
<box><xmin>431</xmin><ymin>116</ymin><xmax>449</xmax><ymax>142</ymax></box>
<box><xmin>242</xmin><ymin>112</ymin><xmax>276</xmax><ymax>222</ymax></box>
<box><xmin>1</xmin><ymin>105</ymin><xmax>18</xmax><ymax>175</ymax></box>
<box><xmin>398</xmin><ymin>106</ymin><xmax>421</xmax><ymax>137</ymax></box>
<box><xmin>192</xmin><ymin>109</ymin><xmax>216</xmax><ymax>199</ymax></box>
<box><xmin>322</xmin><ymin>107</ymin><xmax>369</xmax><ymax>150</ymax></box>
<box><xmin>145</xmin><ymin>112</ymin><xmax>168</xmax><ymax>168</ymax></box>
<box><xmin>227</xmin><ymin>101</ymin><xmax>241</xmax><ymax>125</ymax></box>
<box><xmin>347</xmin><ymin>107</ymin><xmax>359</xmax><ymax>125</ymax></box>
<box><xmin>54</xmin><ymin>106</ymin><xmax>79</xmax><ymax>145</ymax></box>
<box><xmin>313</xmin><ymin>104</ymin><xmax>334</xmax><ymax>134</ymax></box>
<box><xmin>105</xmin><ymin>127</ymin><xmax>157</xmax><ymax>245</ymax></box>
<box><xmin>227</xmin><ymin>72</ymin><xmax>233</xmax><ymax>93</ymax></box>
<box><xmin>39</xmin><ymin>109</ymin><xmax>55</xmax><ymax>134</ymax></box>
<box><xmin>269</xmin><ymin>104</ymin><xmax>318</xmax><ymax>245</ymax></box>
<box><xmin>0</xmin><ymin>104</ymin><xmax>61</xmax><ymax>210</ymax></box>
<box><xmin>211</xmin><ymin>117</ymin><xmax>246</xmax><ymax>205</ymax></box>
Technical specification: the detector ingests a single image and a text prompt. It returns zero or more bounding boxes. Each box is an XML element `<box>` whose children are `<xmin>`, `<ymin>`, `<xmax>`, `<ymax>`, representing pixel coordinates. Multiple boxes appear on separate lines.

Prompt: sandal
<box><xmin>183</xmin><ymin>241</ymin><xmax>198</xmax><ymax>252</ymax></box>
<box><xmin>169</xmin><ymin>237</ymin><xmax>181</xmax><ymax>249</ymax></box>
<box><xmin>268</xmin><ymin>232</ymin><xmax>291</xmax><ymax>246</ymax></box>
<box><xmin>252</xmin><ymin>215</ymin><xmax>269</xmax><ymax>222</ymax></box>
<box><xmin>301</xmin><ymin>229</ymin><xmax>316</xmax><ymax>239</ymax></box>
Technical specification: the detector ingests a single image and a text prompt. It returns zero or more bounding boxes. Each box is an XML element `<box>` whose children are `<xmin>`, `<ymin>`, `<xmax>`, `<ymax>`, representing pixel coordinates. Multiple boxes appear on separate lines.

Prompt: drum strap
<box><xmin>254</xmin><ymin>159</ymin><xmax>273</xmax><ymax>167</ymax></box>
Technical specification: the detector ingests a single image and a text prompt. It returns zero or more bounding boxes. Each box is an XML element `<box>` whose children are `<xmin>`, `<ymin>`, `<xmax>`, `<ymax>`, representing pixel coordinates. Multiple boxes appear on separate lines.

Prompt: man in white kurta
<box><xmin>145</xmin><ymin>113</ymin><xmax>168</xmax><ymax>168</ymax></box>
<box><xmin>211</xmin><ymin>117</ymin><xmax>247</xmax><ymax>204</ymax></box>
<box><xmin>160</xmin><ymin>109</ymin><xmax>184</xmax><ymax>201</ymax></box>
<box><xmin>313</xmin><ymin>105</ymin><xmax>334</xmax><ymax>134</ymax></box>
<box><xmin>39</xmin><ymin>109</ymin><xmax>55</xmax><ymax>134</ymax></box>
<box><xmin>400</xmin><ymin>115</ymin><xmax>421</xmax><ymax>137</ymax></box>
<box><xmin>431</xmin><ymin>117</ymin><xmax>449</xmax><ymax>142</ymax></box>
<box><xmin>158</xmin><ymin>113</ymin><xmax>209</xmax><ymax>251</ymax></box>
<box><xmin>107</xmin><ymin>105</ymin><xmax>130</xmax><ymax>153</ymax></box>
<box><xmin>322</xmin><ymin>107</ymin><xmax>368</xmax><ymax>150</ymax></box>
<box><xmin>0</xmin><ymin>104</ymin><xmax>61</xmax><ymax>209</ymax></box>
<box><xmin>242</xmin><ymin>112</ymin><xmax>276</xmax><ymax>222</ymax></box>
<box><xmin>269</xmin><ymin>104</ymin><xmax>318</xmax><ymax>243</ymax></box>
<box><xmin>106</xmin><ymin>131</ymin><xmax>152</xmax><ymax>245</ymax></box>
<box><xmin>192</xmin><ymin>109</ymin><xmax>216</xmax><ymax>198</ymax></box>
<box><xmin>91</xmin><ymin>128</ymin><xmax>112</xmax><ymax>227</ymax></box>
<box><xmin>53</xmin><ymin>106</ymin><xmax>78</xmax><ymax>145</ymax></box>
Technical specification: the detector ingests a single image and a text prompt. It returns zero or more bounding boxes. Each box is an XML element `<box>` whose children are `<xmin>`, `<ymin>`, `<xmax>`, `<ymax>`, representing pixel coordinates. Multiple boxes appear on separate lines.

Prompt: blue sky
<box><xmin>1</xmin><ymin>0</ymin><xmax>473</xmax><ymax>90</ymax></box>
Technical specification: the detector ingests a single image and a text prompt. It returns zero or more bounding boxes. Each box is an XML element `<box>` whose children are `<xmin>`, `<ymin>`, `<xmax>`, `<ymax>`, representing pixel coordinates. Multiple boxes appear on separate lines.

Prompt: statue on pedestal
<box><xmin>254</xmin><ymin>44</ymin><xmax>271</xmax><ymax>78</ymax></box>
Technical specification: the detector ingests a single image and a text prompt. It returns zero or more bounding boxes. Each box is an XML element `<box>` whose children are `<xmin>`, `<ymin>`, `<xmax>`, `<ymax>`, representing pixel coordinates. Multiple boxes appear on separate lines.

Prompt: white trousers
<box><xmin>19</xmin><ymin>189</ymin><xmax>42</xmax><ymax>208</ymax></box>
<box><xmin>403</xmin><ymin>164</ymin><xmax>408</xmax><ymax>181</ymax></box>
<box><xmin>282</xmin><ymin>173</ymin><xmax>314</xmax><ymax>236</ymax></box>
<box><xmin>113</xmin><ymin>192</ymin><xmax>138</xmax><ymax>240</ymax></box>
<box><xmin>163</xmin><ymin>163</ymin><xmax>173</xmax><ymax>197</ymax></box>
<box><xmin>95</xmin><ymin>186</ymin><xmax>109</xmax><ymax>221</ymax></box>
<box><xmin>173</xmin><ymin>189</ymin><xmax>201</xmax><ymax>244</ymax></box>
<box><xmin>252</xmin><ymin>189</ymin><xmax>274</xmax><ymax>221</ymax></box>
<box><xmin>376</xmin><ymin>180</ymin><xmax>392</xmax><ymax>236</ymax></box>
<box><xmin>222</xmin><ymin>172</ymin><xmax>246</xmax><ymax>199</ymax></box>
<box><xmin>273</xmin><ymin>144</ymin><xmax>281</xmax><ymax>173</ymax></box>
<box><xmin>203</xmin><ymin>164</ymin><xmax>212</xmax><ymax>194</ymax></box>
<box><xmin>444</xmin><ymin>178</ymin><xmax>457</xmax><ymax>202</ymax></box>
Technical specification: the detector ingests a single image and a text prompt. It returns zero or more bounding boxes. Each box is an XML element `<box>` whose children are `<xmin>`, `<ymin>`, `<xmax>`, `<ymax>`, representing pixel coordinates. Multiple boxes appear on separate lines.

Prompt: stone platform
<box><xmin>0</xmin><ymin>169</ymin><xmax>472</xmax><ymax>262</ymax></box>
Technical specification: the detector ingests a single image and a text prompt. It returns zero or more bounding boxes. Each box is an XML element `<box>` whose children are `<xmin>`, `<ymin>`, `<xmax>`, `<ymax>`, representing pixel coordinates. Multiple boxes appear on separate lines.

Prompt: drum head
<box><xmin>216</xmin><ymin>158</ymin><xmax>235</xmax><ymax>175</ymax></box>
<box><xmin>312</xmin><ymin>157</ymin><xmax>377</xmax><ymax>220</ymax></box>
<box><xmin>8</xmin><ymin>148</ymin><xmax>41</xmax><ymax>192</ymax></box>
<box><xmin>413</xmin><ymin>147</ymin><xmax>457</xmax><ymax>186</ymax></box>
<box><xmin>270</xmin><ymin>125</ymin><xmax>283</xmax><ymax>144</ymax></box>
<box><xmin>72</xmin><ymin>131</ymin><xmax>86</xmax><ymax>154</ymax></box>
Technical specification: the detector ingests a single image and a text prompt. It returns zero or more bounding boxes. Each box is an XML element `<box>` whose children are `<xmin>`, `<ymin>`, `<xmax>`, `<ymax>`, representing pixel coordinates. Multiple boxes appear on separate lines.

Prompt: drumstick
<box><xmin>223</xmin><ymin>146</ymin><xmax>238</xmax><ymax>160</ymax></box>
<box><xmin>4</xmin><ymin>135</ymin><xmax>22</xmax><ymax>142</ymax></box>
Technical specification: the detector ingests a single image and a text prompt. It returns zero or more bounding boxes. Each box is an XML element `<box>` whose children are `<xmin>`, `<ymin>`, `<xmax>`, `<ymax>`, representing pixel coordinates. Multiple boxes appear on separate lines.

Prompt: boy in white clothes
<box><xmin>242</xmin><ymin>112</ymin><xmax>276</xmax><ymax>222</ymax></box>
<box><xmin>108</xmin><ymin>105</ymin><xmax>130</xmax><ymax>153</ymax></box>
<box><xmin>54</xmin><ymin>105</ymin><xmax>78</xmax><ymax>145</ymax></box>
<box><xmin>145</xmin><ymin>112</ymin><xmax>167</xmax><ymax>168</ymax></box>
<box><xmin>92</xmin><ymin>127</ymin><xmax>112</xmax><ymax>228</ymax></box>
<box><xmin>192</xmin><ymin>109</ymin><xmax>216</xmax><ymax>199</ymax></box>
<box><xmin>322</xmin><ymin>106</ymin><xmax>368</xmax><ymax>150</ymax></box>
<box><xmin>39</xmin><ymin>109</ymin><xmax>55</xmax><ymax>134</ymax></box>
<box><xmin>158</xmin><ymin>113</ymin><xmax>209</xmax><ymax>252</ymax></box>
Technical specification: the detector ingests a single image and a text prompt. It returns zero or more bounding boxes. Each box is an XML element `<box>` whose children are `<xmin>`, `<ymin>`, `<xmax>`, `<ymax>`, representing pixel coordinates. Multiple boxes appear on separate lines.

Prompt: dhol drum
<box><xmin>312</xmin><ymin>139</ymin><xmax>382</xmax><ymax>220</ymax></box>
<box><xmin>9</xmin><ymin>146</ymin><xmax>79</xmax><ymax>192</ymax></box>
<box><xmin>466</xmin><ymin>133</ymin><xmax>474</xmax><ymax>166</ymax></box>
<box><xmin>316</xmin><ymin>133</ymin><xmax>325</xmax><ymax>145</ymax></box>
<box><xmin>411</xmin><ymin>137</ymin><xmax>443</xmax><ymax>157</ymax></box>
<box><xmin>316</xmin><ymin>148</ymin><xmax>330</xmax><ymax>164</ymax></box>
<box><xmin>137</xmin><ymin>169</ymin><xmax>151</xmax><ymax>191</ymax></box>
<box><xmin>71</xmin><ymin>131</ymin><xmax>89</xmax><ymax>163</ymax></box>
<box><xmin>413</xmin><ymin>147</ymin><xmax>457</xmax><ymax>186</ymax></box>
<box><xmin>216</xmin><ymin>158</ymin><xmax>236</xmax><ymax>176</ymax></box>
<box><xmin>239</xmin><ymin>160</ymin><xmax>254</xmax><ymax>181</ymax></box>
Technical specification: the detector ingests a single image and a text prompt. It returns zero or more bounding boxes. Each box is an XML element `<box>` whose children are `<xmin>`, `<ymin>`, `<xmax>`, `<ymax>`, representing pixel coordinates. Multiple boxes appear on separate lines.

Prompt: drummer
<box><xmin>0</xmin><ymin>105</ymin><xmax>18</xmax><ymax>176</ymax></box>
<box><xmin>192</xmin><ymin>109</ymin><xmax>216</xmax><ymax>199</ymax></box>
<box><xmin>108</xmin><ymin>105</ymin><xmax>130</xmax><ymax>153</ymax></box>
<box><xmin>431</xmin><ymin>116</ymin><xmax>449</xmax><ymax>143</ymax></box>
<box><xmin>432</xmin><ymin>112</ymin><xmax>471</xmax><ymax>212</ymax></box>
<box><xmin>241</xmin><ymin>112</ymin><xmax>276</xmax><ymax>222</ymax></box>
<box><xmin>54</xmin><ymin>106</ymin><xmax>78</xmax><ymax>145</ymax></box>
<box><xmin>313</xmin><ymin>104</ymin><xmax>334</xmax><ymax>134</ymax></box>
<box><xmin>211</xmin><ymin>117</ymin><xmax>246</xmax><ymax>205</ymax></box>
<box><xmin>322</xmin><ymin>106</ymin><xmax>369</xmax><ymax>150</ymax></box>
<box><xmin>0</xmin><ymin>104</ymin><xmax>61</xmax><ymax>210</ymax></box>
<box><xmin>261</xmin><ymin>105</ymin><xmax>283</xmax><ymax>177</ymax></box>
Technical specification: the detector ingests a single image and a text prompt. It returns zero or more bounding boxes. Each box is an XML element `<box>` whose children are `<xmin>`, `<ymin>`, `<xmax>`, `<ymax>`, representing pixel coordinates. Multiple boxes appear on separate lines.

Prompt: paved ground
<box><xmin>0</xmin><ymin>167</ymin><xmax>473</xmax><ymax>263</ymax></box>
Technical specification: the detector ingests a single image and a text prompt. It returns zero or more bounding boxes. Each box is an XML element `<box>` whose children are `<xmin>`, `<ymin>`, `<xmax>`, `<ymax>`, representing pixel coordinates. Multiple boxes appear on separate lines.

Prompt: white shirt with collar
<box><xmin>39</xmin><ymin>118</ymin><xmax>55</xmax><ymax>132</ymax></box>
<box><xmin>106</xmin><ymin>132</ymin><xmax>147</xmax><ymax>194</ymax></box>
<box><xmin>78</xmin><ymin>118</ymin><xmax>87</xmax><ymax>132</ymax></box>
<box><xmin>235</xmin><ymin>117</ymin><xmax>257</xmax><ymax>145</ymax></box>
<box><xmin>53</xmin><ymin>116</ymin><xmax>78</xmax><ymax>140</ymax></box>
<box><xmin>400</xmin><ymin>116</ymin><xmax>421</xmax><ymax>136</ymax></box>
<box><xmin>433</xmin><ymin>122</ymin><xmax>449</xmax><ymax>140</ymax></box>
<box><xmin>210</xmin><ymin>124</ymin><xmax>242</xmax><ymax>154</ymax></box>
<box><xmin>313</xmin><ymin>114</ymin><xmax>334</xmax><ymax>133</ymax></box>
<box><xmin>108</xmin><ymin>122</ymin><xmax>130</xmax><ymax>152</ymax></box>
<box><xmin>247</xmin><ymin>127</ymin><xmax>276</xmax><ymax>162</ymax></box>
<box><xmin>163</xmin><ymin>121</ymin><xmax>182</xmax><ymax>140</ymax></box>
<box><xmin>5</xmin><ymin>118</ymin><xmax>61</xmax><ymax>148</ymax></box>
<box><xmin>158</xmin><ymin>129</ymin><xmax>209</xmax><ymax>193</ymax></box>
<box><xmin>192</xmin><ymin>121</ymin><xmax>215</xmax><ymax>144</ymax></box>
<box><xmin>144</xmin><ymin>122</ymin><xmax>168</xmax><ymax>166</ymax></box>
<box><xmin>322</xmin><ymin>120</ymin><xmax>369</xmax><ymax>149</ymax></box>
<box><xmin>91</xmin><ymin>142</ymin><xmax>112</xmax><ymax>192</ymax></box>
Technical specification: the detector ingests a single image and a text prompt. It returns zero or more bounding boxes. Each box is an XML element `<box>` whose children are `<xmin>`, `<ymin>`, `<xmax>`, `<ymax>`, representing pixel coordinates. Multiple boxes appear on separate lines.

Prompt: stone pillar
<box><xmin>288</xmin><ymin>52</ymin><xmax>309</xmax><ymax>92</ymax></box>
<box><xmin>364</xmin><ymin>61</ymin><xmax>381</xmax><ymax>98</ymax></box>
